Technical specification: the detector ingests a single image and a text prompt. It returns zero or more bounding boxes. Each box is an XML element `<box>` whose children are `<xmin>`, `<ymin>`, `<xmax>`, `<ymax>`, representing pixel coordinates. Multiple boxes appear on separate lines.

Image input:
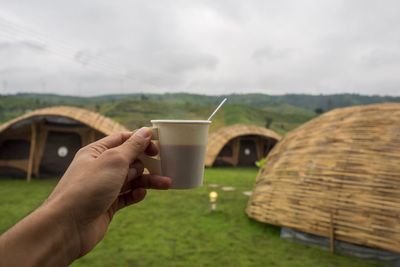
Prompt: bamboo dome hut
<box><xmin>246</xmin><ymin>103</ymin><xmax>400</xmax><ymax>253</ymax></box>
<box><xmin>0</xmin><ymin>106</ymin><xmax>127</xmax><ymax>180</ymax></box>
<box><xmin>205</xmin><ymin>124</ymin><xmax>281</xmax><ymax>167</ymax></box>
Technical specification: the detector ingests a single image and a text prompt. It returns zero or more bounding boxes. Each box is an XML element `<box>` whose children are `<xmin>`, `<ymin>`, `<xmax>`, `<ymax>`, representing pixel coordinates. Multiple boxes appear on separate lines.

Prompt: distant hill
<box><xmin>3</xmin><ymin>92</ymin><xmax>400</xmax><ymax>110</ymax></box>
<box><xmin>1</xmin><ymin>92</ymin><xmax>400</xmax><ymax>134</ymax></box>
<box><xmin>213</xmin><ymin>93</ymin><xmax>400</xmax><ymax>111</ymax></box>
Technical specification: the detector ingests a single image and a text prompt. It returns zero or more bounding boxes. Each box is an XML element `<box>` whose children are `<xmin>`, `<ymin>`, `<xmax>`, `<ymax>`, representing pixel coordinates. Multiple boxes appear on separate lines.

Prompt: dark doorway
<box><xmin>213</xmin><ymin>135</ymin><xmax>278</xmax><ymax>167</ymax></box>
<box><xmin>39</xmin><ymin>131</ymin><xmax>82</xmax><ymax>176</ymax></box>
<box><xmin>0</xmin><ymin>139</ymin><xmax>30</xmax><ymax>160</ymax></box>
<box><xmin>0</xmin><ymin>139</ymin><xmax>30</xmax><ymax>178</ymax></box>
<box><xmin>0</xmin><ymin>167</ymin><xmax>26</xmax><ymax>178</ymax></box>
<box><xmin>238</xmin><ymin>139</ymin><xmax>258</xmax><ymax>166</ymax></box>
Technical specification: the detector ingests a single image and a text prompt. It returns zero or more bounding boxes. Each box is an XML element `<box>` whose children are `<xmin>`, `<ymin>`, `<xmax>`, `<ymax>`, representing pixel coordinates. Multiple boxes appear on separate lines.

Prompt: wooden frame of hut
<box><xmin>0</xmin><ymin>106</ymin><xmax>127</xmax><ymax>180</ymax></box>
<box><xmin>205</xmin><ymin>124</ymin><xmax>281</xmax><ymax>167</ymax></box>
<box><xmin>246</xmin><ymin>103</ymin><xmax>400</xmax><ymax>253</ymax></box>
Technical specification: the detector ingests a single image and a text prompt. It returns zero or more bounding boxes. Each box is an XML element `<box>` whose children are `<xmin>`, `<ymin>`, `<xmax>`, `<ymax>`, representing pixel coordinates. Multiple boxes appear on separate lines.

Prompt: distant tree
<box><xmin>314</xmin><ymin>107</ymin><xmax>324</xmax><ymax>115</ymax></box>
<box><xmin>265</xmin><ymin>117</ymin><xmax>273</xmax><ymax>128</ymax></box>
<box><xmin>140</xmin><ymin>94</ymin><xmax>149</xmax><ymax>101</ymax></box>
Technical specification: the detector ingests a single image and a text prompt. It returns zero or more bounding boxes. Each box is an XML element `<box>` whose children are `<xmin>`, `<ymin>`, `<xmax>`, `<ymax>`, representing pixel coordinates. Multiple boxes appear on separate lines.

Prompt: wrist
<box><xmin>41</xmin><ymin>195</ymin><xmax>82</xmax><ymax>263</ymax></box>
<box><xmin>0</xmin><ymin>196</ymin><xmax>82</xmax><ymax>267</ymax></box>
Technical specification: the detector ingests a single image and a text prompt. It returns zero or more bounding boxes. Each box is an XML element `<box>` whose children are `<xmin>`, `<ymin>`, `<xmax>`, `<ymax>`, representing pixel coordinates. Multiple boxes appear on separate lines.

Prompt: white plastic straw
<box><xmin>207</xmin><ymin>98</ymin><xmax>227</xmax><ymax>121</ymax></box>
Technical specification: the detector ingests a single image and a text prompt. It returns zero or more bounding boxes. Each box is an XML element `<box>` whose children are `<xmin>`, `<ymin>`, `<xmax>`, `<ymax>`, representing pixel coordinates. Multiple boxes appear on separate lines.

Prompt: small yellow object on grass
<box><xmin>209</xmin><ymin>191</ymin><xmax>218</xmax><ymax>211</ymax></box>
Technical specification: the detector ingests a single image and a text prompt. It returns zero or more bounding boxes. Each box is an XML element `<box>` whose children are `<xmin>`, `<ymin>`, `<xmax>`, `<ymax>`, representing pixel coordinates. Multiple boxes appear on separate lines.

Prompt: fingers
<box><xmin>117</xmin><ymin>188</ymin><xmax>147</xmax><ymax>211</ymax></box>
<box><xmin>145</xmin><ymin>142</ymin><xmax>158</xmax><ymax>157</ymax></box>
<box><xmin>81</xmin><ymin>132</ymin><xmax>133</xmax><ymax>157</ymax></box>
<box><xmin>120</xmin><ymin>161</ymin><xmax>145</xmax><ymax>193</ymax></box>
<box><xmin>116</xmin><ymin>127</ymin><xmax>152</xmax><ymax>163</ymax></box>
<box><xmin>128</xmin><ymin>161</ymin><xmax>144</xmax><ymax>182</ymax></box>
<box><xmin>115</xmin><ymin>174</ymin><xmax>171</xmax><ymax>211</ymax></box>
<box><xmin>131</xmin><ymin>174</ymin><xmax>171</xmax><ymax>190</ymax></box>
<box><xmin>120</xmin><ymin>174</ymin><xmax>171</xmax><ymax>194</ymax></box>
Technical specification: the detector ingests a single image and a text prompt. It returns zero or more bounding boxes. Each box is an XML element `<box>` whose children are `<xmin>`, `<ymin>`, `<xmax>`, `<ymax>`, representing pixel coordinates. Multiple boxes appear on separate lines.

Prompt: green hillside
<box><xmin>2</xmin><ymin>92</ymin><xmax>400</xmax><ymax>135</ymax></box>
<box><xmin>217</xmin><ymin>93</ymin><xmax>400</xmax><ymax>111</ymax></box>
<box><xmin>0</xmin><ymin>93</ymin><xmax>317</xmax><ymax>134</ymax></box>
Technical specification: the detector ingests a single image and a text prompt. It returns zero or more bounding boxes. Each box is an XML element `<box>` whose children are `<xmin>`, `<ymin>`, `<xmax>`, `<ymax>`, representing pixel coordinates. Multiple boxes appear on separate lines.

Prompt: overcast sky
<box><xmin>0</xmin><ymin>0</ymin><xmax>400</xmax><ymax>96</ymax></box>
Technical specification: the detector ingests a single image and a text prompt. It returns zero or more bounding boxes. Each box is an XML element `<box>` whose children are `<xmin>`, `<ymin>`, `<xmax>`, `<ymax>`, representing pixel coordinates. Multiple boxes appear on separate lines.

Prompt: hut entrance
<box><xmin>0</xmin><ymin>139</ymin><xmax>30</xmax><ymax>160</ymax></box>
<box><xmin>39</xmin><ymin>131</ymin><xmax>82</xmax><ymax>176</ymax></box>
<box><xmin>238</xmin><ymin>138</ymin><xmax>258</xmax><ymax>166</ymax></box>
<box><xmin>214</xmin><ymin>135</ymin><xmax>277</xmax><ymax>167</ymax></box>
<box><xmin>0</xmin><ymin>119</ymin><xmax>99</xmax><ymax>179</ymax></box>
<box><xmin>0</xmin><ymin>139</ymin><xmax>31</xmax><ymax>178</ymax></box>
<box><xmin>0</xmin><ymin>106</ymin><xmax>128</xmax><ymax>180</ymax></box>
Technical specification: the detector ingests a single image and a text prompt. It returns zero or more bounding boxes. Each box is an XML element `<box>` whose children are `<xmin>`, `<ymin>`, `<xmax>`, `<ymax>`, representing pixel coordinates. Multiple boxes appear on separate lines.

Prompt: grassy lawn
<box><xmin>0</xmin><ymin>168</ymin><xmax>383</xmax><ymax>267</ymax></box>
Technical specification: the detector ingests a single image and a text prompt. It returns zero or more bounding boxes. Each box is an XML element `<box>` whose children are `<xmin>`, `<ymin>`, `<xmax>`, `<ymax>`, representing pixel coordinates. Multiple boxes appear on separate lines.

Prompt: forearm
<box><xmin>0</xmin><ymin>199</ymin><xmax>80</xmax><ymax>267</ymax></box>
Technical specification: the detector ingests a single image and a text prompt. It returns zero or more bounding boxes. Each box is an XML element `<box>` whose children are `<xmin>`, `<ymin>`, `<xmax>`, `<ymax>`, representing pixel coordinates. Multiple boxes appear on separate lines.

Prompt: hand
<box><xmin>0</xmin><ymin>128</ymin><xmax>171</xmax><ymax>266</ymax></box>
<box><xmin>46</xmin><ymin>127</ymin><xmax>171</xmax><ymax>258</ymax></box>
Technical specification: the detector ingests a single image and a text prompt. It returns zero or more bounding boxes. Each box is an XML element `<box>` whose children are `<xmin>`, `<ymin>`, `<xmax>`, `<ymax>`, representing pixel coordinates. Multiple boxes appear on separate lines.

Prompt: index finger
<box><xmin>89</xmin><ymin>132</ymin><xmax>133</xmax><ymax>153</ymax></box>
<box><xmin>115</xmin><ymin>127</ymin><xmax>152</xmax><ymax>163</ymax></box>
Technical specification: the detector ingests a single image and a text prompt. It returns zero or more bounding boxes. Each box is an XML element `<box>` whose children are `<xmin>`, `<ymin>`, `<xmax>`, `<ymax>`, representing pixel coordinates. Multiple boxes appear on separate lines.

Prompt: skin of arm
<box><xmin>0</xmin><ymin>127</ymin><xmax>171</xmax><ymax>267</ymax></box>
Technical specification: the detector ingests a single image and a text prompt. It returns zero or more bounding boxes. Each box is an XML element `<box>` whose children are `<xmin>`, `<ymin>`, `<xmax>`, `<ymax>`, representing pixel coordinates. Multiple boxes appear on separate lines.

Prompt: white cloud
<box><xmin>0</xmin><ymin>0</ymin><xmax>399</xmax><ymax>96</ymax></box>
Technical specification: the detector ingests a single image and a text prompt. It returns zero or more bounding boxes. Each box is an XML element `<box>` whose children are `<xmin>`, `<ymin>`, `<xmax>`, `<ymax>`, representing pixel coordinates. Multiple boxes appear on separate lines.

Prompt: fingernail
<box><xmin>136</xmin><ymin>127</ymin><xmax>151</xmax><ymax>138</ymax></box>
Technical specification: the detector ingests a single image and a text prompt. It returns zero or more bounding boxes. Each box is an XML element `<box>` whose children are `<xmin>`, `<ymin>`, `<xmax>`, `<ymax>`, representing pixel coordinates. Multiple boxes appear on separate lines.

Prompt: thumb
<box><xmin>117</xmin><ymin>127</ymin><xmax>152</xmax><ymax>163</ymax></box>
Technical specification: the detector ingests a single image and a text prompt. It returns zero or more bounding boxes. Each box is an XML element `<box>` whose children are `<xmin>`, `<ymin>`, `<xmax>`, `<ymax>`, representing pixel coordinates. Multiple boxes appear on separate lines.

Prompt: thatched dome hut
<box><xmin>205</xmin><ymin>124</ymin><xmax>281</xmax><ymax>167</ymax></box>
<box><xmin>0</xmin><ymin>106</ymin><xmax>127</xmax><ymax>180</ymax></box>
<box><xmin>246</xmin><ymin>103</ymin><xmax>400</xmax><ymax>253</ymax></box>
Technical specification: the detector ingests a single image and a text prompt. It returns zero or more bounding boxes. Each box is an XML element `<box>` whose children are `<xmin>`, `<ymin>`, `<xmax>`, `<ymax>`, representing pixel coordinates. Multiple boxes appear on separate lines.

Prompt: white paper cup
<box><xmin>139</xmin><ymin>120</ymin><xmax>210</xmax><ymax>189</ymax></box>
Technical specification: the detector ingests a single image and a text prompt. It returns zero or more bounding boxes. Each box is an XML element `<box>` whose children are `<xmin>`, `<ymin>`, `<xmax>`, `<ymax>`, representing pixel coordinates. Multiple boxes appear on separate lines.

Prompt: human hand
<box><xmin>45</xmin><ymin>127</ymin><xmax>171</xmax><ymax>258</ymax></box>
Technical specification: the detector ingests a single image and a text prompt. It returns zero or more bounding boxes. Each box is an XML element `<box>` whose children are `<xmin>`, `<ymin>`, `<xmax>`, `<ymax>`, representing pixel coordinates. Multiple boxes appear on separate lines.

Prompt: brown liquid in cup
<box><xmin>160</xmin><ymin>144</ymin><xmax>206</xmax><ymax>189</ymax></box>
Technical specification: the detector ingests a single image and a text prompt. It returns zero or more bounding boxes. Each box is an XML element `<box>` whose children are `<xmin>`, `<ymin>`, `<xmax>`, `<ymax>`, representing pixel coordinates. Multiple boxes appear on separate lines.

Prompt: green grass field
<box><xmin>0</xmin><ymin>168</ymin><xmax>383</xmax><ymax>267</ymax></box>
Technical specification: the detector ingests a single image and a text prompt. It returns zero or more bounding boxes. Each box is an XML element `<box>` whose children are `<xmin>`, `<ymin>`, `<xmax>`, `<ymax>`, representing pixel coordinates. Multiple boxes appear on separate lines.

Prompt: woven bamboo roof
<box><xmin>205</xmin><ymin>124</ymin><xmax>281</xmax><ymax>167</ymax></box>
<box><xmin>246</xmin><ymin>103</ymin><xmax>400</xmax><ymax>253</ymax></box>
<box><xmin>0</xmin><ymin>106</ymin><xmax>128</xmax><ymax>135</ymax></box>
